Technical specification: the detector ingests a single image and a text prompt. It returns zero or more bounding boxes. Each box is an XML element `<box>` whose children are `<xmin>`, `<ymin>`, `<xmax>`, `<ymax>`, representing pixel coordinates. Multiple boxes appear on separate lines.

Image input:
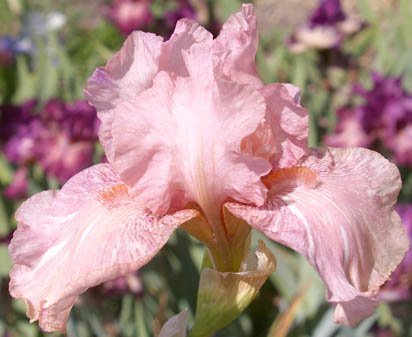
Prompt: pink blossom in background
<box><xmin>374</xmin><ymin>329</ymin><xmax>396</xmax><ymax>337</ymax></box>
<box><xmin>4</xmin><ymin>118</ymin><xmax>43</xmax><ymax>165</ymax></box>
<box><xmin>37</xmin><ymin>133</ymin><xmax>95</xmax><ymax>183</ymax></box>
<box><xmin>109</xmin><ymin>0</ymin><xmax>152</xmax><ymax>35</ymax></box>
<box><xmin>8</xmin><ymin>4</ymin><xmax>408</xmax><ymax>332</ymax></box>
<box><xmin>38</xmin><ymin>100</ymin><xmax>99</xmax><ymax>183</ymax></box>
<box><xmin>1</xmin><ymin>99</ymin><xmax>99</xmax><ymax>189</ymax></box>
<box><xmin>103</xmin><ymin>271</ymin><xmax>143</xmax><ymax>297</ymax></box>
<box><xmin>4</xmin><ymin>167</ymin><xmax>29</xmax><ymax>199</ymax></box>
<box><xmin>324</xmin><ymin>107</ymin><xmax>372</xmax><ymax>148</ymax></box>
<box><xmin>387</xmin><ymin>124</ymin><xmax>412</xmax><ymax>166</ymax></box>
<box><xmin>1</xmin><ymin>102</ymin><xmax>43</xmax><ymax>199</ymax></box>
<box><xmin>43</xmin><ymin>100</ymin><xmax>99</xmax><ymax>142</ymax></box>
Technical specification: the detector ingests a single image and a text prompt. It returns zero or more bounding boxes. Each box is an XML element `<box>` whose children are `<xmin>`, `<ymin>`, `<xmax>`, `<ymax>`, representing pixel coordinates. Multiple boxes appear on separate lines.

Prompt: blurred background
<box><xmin>0</xmin><ymin>0</ymin><xmax>411</xmax><ymax>336</ymax></box>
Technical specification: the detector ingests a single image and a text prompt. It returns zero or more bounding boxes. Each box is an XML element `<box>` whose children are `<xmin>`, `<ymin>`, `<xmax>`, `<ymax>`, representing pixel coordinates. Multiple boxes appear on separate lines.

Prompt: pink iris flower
<box><xmin>8</xmin><ymin>4</ymin><xmax>408</xmax><ymax>332</ymax></box>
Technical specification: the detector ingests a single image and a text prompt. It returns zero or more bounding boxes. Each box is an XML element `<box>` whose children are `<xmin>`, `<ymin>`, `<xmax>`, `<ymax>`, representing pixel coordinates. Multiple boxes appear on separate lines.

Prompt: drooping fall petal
<box><xmin>9</xmin><ymin>164</ymin><xmax>197</xmax><ymax>332</ymax></box>
<box><xmin>227</xmin><ymin>147</ymin><xmax>409</xmax><ymax>325</ymax></box>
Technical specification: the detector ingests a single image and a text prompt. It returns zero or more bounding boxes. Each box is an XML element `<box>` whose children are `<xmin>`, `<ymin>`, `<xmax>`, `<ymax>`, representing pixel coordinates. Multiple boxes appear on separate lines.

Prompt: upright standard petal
<box><xmin>213</xmin><ymin>3</ymin><xmax>261</xmax><ymax>86</ymax></box>
<box><xmin>84</xmin><ymin>32</ymin><xmax>163</xmax><ymax>161</ymax></box>
<box><xmin>160</xmin><ymin>19</ymin><xmax>212</xmax><ymax>77</ymax></box>
<box><xmin>227</xmin><ymin>147</ymin><xmax>408</xmax><ymax>325</ymax></box>
<box><xmin>85</xmin><ymin>31</ymin><xmax>163</xmax><ymax>112</ymax></box>
<box><xmin>242</xmin><ymin>84</ymin><xmax>309</xmax><ymax>168</ymax></box>
<box><xmin>9</xmin><ymin>164</ymin><xmax>197</xmax><ymax>332</ymax></box>
<box><xmin>110</xmin><ymin>39</ymin><xmax>271</xmax><ymax>216</ymax></box>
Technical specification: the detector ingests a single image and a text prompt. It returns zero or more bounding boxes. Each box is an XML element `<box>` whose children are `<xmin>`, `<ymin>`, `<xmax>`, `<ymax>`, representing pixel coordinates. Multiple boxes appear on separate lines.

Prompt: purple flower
<box><xmin>379</xmin><ymin>204</ymin><xmax>412</xmax><ymax>302</ymax></box>
<box><xmin>37</xmin><ymin>100</ymin><xmax>99</xmax><ymax>182</ymax></box>
<box><xmin>354</xmin><ymin>73</ymin><xmax>411</xmax><ymax>133</ymax></box>
<box><xmin>164</xmin><ymin>0</ymin><xmax>196</xmax><ymax>31</ymax></box>
<box><xmin>288</xmin><ymin>0</ymin><xmax>362</xmax><ymax>53</ymax></box>
<box><xmin>43</xmin><ymin>100</ymin><xmax>99</xmax><ymax>141</ymax></box>
<box><xmin>4</xmin><ymin>119</ymin><xmax>44</xmax><ymax>165</ymax></box>
<box><xmin>1</xmin><ymin>99</ymin><xmax>99</xmax><ymax>184</ymax></box>
<box><xmin>0</xmin><ymin>100</ymin><xmax>36</xmax><ymax>141</ymax></box>
<box><xmin>326</xmin><ymin>72</ymin><xmax>412</xmax><ymax>167</ymax></box>
<box><xmin>354</xmin><ymin>73</ymin><xmax>412</xmax><ymax>166</ymax></box>
<box><xmin>109</xmin><ymin>0</ymin><xmax>152</xmax><ymax>35</ymax></box>
<box><xmin>309</xmin><ymin>0</ymin><xmax>346</xmax><ymax>27</ymax></box>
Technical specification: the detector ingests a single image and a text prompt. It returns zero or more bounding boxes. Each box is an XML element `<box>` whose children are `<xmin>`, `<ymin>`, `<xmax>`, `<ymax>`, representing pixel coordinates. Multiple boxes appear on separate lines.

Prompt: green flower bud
<box><xmin>189</xmin><ymin>240</ymin><xmax>276</xmax><ymax>337</ymax></box>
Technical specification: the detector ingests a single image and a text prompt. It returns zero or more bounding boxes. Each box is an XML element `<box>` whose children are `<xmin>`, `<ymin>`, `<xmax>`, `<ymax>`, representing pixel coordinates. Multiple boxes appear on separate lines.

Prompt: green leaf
<box><xmin>35</xmin><ymin>35</ymin><xmax>60</xmax><ymax>102</ymax></box>
<box><xmin>0</xmin><ymin>154</ymin><xmax>13</xmax><ymax>185</ymax></box>
<box><xmin>135</xmin><ymin>300</ymin><xmax>150</xmax><ymax>337</ymax></box>
<box><xmin>15</xmin><ymin>321</ymin><xmax>39</xmax><ymax>337</ymax></box>
<box><xmin>0</xmin><ymin>197</ymin><xmax>11</xmax><ymax>236</ymax></box>
<box><xmin>119</xmin><ymin>295</ymin><xmax>135</xmax><ymax>337</ymax></box>
<box><xmin>0</xmin><ymin>244</ymin><xmax>11</xmax><ymax>277</ymax></box>
<box><xmin>13</xmin><ymin>56</ymin><xmax>36</xmax><ymax>103</ymax></box>
<box><xmin>214</xmin><ymin>0</ymin><xmax>243</xmax><ymax>23</ymax></box>
<box><xmin>291</xmin><ymin>55</ymin><xmax>308</xmax><ymax>92</ymax></box>
<box><xmin>312</xmin><ymin>309</ymin><xmax>339</xmax><ymax>337</ymax></box>
<box><xmin>356</xmin><ymin>0</ymin><xmax>376</xmax><ymax>23</ymax></box>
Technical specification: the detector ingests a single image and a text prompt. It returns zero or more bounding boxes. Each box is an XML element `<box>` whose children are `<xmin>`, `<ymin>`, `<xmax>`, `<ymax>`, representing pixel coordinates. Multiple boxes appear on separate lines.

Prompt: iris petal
<box><xmin>227</xmin><ymin>147</ymin><xmax>409</xmax><ymax>325</ymax></box>
<box><xmin>9</xmin><ymin>164</ymin><xmax>197</xmax><ymax>331</ymax></box>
